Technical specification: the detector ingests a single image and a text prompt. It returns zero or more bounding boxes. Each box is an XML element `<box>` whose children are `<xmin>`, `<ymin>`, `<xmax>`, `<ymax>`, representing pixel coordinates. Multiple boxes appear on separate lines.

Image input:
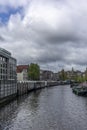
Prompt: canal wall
<box><xmin>17</xmin><ymin>81</ymin><xmax>58</xmax><ymax>96</ymax></box>
<box><xmin>0</xmin><ymin>81</ymin><xmax>58</xmax><ymax>106</ymax></box>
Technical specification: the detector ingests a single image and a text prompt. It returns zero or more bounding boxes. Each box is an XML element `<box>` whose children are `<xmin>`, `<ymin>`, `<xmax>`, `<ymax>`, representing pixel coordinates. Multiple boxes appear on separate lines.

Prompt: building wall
<box><xmin>0</xmin><ymin>48</ymin><xmax>17</xmax><ymax>100</ymax></box>
<box><xmin>17</xmin><ymin>70</ymin><xmax>28</xmax><ymax>81</ymax></box>
<box><xmin>0</xmin><ymin>80</ymin><xmax>17</xmax><ymax>99</ymax></box>
<box><xmin>17</xmin><ymin>72</ymin><xmax>23</xmax><ymax>81</ymax></box>
<box><xmin>40</xmin><ymin>70</ymin><xmax>54</xmax><ymax>81</ymax></box>
<box><xmin>23</xmin><ymin>69</ymin><xmax>28</xmax><ymax>80</ymax></box>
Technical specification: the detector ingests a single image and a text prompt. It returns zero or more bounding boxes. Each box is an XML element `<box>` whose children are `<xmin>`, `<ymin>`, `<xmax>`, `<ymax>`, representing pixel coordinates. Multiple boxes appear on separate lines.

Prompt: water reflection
<box><xmin>1</xmin><ymin>86</ymin><xmax>87</xmax><ymax>130</ymax></box>
<box><xmin>29</xmin><ymin>90</ymin><xmax>41</xmax><ymax>111</ymax></box>
<box><xmin>0</xmin><ymin>100</ymin><xmax>18</xmax><ymax>130</ymax></box>
<box><xmin>0</xmin><ymin>90</ymin><xmax>42</xmax><ymax>130</ymax></box>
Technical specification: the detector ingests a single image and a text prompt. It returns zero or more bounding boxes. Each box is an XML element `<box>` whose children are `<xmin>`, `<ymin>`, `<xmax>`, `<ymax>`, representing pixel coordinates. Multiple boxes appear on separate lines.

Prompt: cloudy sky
<box><xmin>0</xmin><ymin>0</ymin><xmax>87</xmax><ymax>72</ymax></box>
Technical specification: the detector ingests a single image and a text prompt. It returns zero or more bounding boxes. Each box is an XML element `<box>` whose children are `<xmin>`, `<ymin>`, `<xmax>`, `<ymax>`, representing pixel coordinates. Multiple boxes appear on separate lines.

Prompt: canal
<box><xmin>1</xmin><ymin>85</ymin><xmax>87</xmax><ymax>130</ymax></box>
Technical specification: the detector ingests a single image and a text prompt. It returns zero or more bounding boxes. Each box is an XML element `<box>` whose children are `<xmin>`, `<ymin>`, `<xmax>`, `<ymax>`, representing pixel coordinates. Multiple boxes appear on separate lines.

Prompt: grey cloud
<box><xmin>1</xmin><ymin>0</ymin><xmax>87</xmax><ymax>71</ymax></box>
<box><xmin>0</xmin><ymin>35</ymin><xmax>5</xmax><ymax>41</ymax></box>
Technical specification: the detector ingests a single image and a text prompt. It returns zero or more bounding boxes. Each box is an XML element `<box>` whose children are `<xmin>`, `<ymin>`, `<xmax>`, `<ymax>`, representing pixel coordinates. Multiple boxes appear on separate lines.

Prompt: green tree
<box><xmin>85</xmin><ymin>68</ymin><xmax>87</xmax><ymax>81</ymax></box>
<box><xmin>75</xmin><ymin>75</ymin><xmax>85</xmax><ymax>83</ymax></box>
<box><xmin>28</xmin><ymin>63</ymin><xmax>40</xmax><ymax>80</ymax></box>
<box><xmin>59</xmin><ymin>69</ymin><xmax>67</xmax><ymax>81</ymax></box>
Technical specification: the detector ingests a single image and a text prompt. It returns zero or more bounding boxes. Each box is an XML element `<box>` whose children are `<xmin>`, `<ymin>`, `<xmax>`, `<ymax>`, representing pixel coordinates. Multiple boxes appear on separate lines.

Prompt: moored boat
<box><xmin>72</xmin><ymin>82</ymin><xmax>87</xmax><ymax>96</ymax></box>
<box><xmin>70</xmin><ymin>81</ymin><xmax>80</xmax><ymax>88</ymax></box>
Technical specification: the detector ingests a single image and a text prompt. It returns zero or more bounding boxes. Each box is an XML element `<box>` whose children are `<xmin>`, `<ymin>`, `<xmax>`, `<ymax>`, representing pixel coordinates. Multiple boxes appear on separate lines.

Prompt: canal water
<box><xmin>1</xmin><ymin>85</ymin><xmax>87</xmax><ymax>130</ymax></box>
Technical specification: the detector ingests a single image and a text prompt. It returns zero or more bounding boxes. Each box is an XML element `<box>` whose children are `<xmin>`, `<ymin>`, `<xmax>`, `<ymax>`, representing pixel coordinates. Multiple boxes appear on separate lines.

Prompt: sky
<box><xmin>0</xmin><ymin>0</ymin><xmax>87</xmax><ymax>72</ymax></box>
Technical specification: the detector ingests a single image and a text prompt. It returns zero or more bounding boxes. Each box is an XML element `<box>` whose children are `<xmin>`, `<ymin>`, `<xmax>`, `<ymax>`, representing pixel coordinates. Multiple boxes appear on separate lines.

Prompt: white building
<box><xmin>17</xmin><ymin>65</ymin><xmax>29</xmax><ymax>81</ymax></box>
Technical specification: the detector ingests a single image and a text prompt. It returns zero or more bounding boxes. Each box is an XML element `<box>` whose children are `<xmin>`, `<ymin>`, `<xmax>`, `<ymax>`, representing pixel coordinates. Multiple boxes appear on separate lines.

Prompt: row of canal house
<box><xmin>0</xmin><ymin>48</ymin><xmax>17</xmax><ymax>103</ymax></box>
<box><xmin>17</xmin><ymin>66</ymin><xmax>59</xmax><ymax>81</ymax></box>
<box><xmin>40</xmin><ymin>70</ymin><xmax>59</xmax><ymax>81</ymax></box>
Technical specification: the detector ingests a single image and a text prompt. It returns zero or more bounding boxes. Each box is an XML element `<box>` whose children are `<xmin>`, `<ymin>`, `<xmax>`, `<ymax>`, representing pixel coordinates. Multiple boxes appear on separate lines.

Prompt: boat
<box><xmin>70</xmin><ymin>81</ymin><xmax>80</xmax><ymax>88</ymax></box>
<box><xmin>72</xmin><ymin>82</ymin><xmax>87</xmax><ymax>96</ymax></box>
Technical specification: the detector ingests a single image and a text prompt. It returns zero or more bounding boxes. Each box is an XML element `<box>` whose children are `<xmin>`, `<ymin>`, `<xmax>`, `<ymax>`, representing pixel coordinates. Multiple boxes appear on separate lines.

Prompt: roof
<box><xmin>17</xmin><ymin>65</ymin><xmax>29</xmax><ymax>73</ymax></box>
<box><xmin>0</xmin><ymin>47</ymin><xmax>11</xmax><ymax>56</ymax></box>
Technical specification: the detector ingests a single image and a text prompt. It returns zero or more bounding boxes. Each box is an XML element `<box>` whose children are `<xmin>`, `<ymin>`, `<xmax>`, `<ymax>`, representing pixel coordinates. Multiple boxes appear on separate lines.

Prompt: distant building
<box><xmin>17</xmin><ymin>65</ymin><xmax>29</xmax><ymax>81</ymax></box>
<box><xmin>66</xmin><ymin>70</ymin><xmax>76</xmax><ymax>80</ymax></box>
<box><xmin>52</xmin><ymin>73</ymin><xmax>59</xmax><ymax>81</ymax></box>
<box><xmin>82</xmin><ymin>72</ymin><xmax>86</xmax><ymax>77</ymax></box>
<box><xmin>66</xmin><ymin>70</ymin><xmax>82</xmax><ymax>80</ymax></box>
<box><xmin>76</xmin><ymin>70</ymin><xmax>82</xmax><ymax>77</ymax></box>
<box><xmin>0</xmin><ymin>48</ymin><xmax>17</xmax><ymax>100</ymax></box>
<box><xmin>82</xmin><ymin>68</ymin><xmax>87</xmax><ymax>80</ymax></box>
<box><xmin>40</xmin><ymin>70</ymin><xmax>54</xmax><ymax>81</ymax></box>
<box><xmin>58</xmin><ymin>69</ymin><xmax>82</xmax><ymax>81</ymax></box>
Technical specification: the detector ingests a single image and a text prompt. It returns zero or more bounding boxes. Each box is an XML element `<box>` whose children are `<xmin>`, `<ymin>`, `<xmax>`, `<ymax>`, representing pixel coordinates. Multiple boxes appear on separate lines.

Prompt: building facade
<box><xmin>0</xmin><ymin>48</ymin><xmax>17</xmax><ymax>100</ymax></box>
<box><xmin>17</xmin><ymin>65</ymin><xmax>29</xmax><ymax>81</ymax></box>
<box><xmin>40</xmin><ymin>70</ymin><xmax>54</xmax><ymax>81</ymax></box>
<box><xmin>52</xmin><ymin>73</ymin><xmax>59</xmax><ymax>81</ymax></box>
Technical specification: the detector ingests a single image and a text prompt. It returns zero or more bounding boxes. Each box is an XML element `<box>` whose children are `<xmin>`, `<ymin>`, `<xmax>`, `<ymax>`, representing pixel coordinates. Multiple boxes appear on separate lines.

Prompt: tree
<box><xmin>59</xmin><ymin>69</ymin><xmax>67</xmax><ymax>81</ymax></box>
<box><xmin>85</xmin><ymin>68</ymin><xmax>87</xmax><ymax>81</ymax></box>
<box><xmin>28</xmin><ymin>63</ymin><xmax>40</xmax><ymax>80</ymax></box>
<box><xmin>74</xmin><ymin>74</ymin><xmax>85</xmax><ymax>82</ymax></box>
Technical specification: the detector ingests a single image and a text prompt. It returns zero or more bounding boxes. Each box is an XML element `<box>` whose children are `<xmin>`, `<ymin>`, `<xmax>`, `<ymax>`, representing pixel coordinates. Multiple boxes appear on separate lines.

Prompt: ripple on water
<box><xmin>1</xmin><ymin>85</ymin><xmax>87</xmax><ymax>130</ymax></box>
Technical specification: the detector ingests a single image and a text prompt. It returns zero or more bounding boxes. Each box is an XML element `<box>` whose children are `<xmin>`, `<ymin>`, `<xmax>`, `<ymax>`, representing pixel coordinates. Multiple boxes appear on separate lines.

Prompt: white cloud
<box><xmin>0</xmin><ymin>0</ymin><xmax>87</xmax><ymax>71</ymax></box>
<box><xmin>0</xmin><ymin>0</ymin><xmax>30</xmax><ymax>8</ymax></box>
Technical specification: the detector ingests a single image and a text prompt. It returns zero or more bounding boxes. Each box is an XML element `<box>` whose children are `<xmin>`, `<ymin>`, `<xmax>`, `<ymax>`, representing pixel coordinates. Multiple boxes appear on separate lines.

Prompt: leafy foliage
<box><xmin>28</xmin><ymin>63</ymin><xmax>40</xmax><ymax>80</ymax></box>
<box><xmin>59</xmin><ymin>69</ymin><xmax>67</xmax><ymax>80</ymax></box>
